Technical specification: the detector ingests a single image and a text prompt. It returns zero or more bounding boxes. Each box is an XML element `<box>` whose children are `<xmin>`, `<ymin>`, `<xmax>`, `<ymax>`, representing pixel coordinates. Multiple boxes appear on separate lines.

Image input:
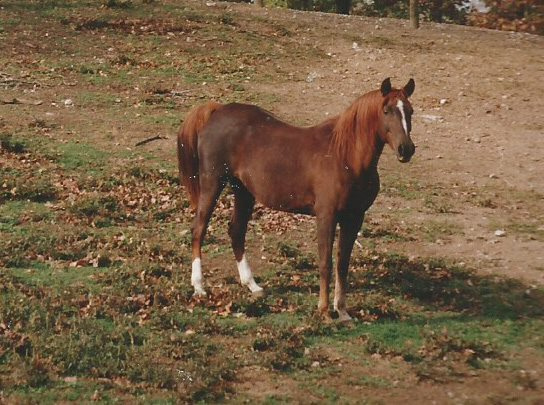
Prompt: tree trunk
<box><xmin>255</xmin><ymin>0</ymin><xmax>264</xmax><ymax>7</ymax></box>
<box><xmin>335</xmin><ymin>0</ymin><xmax>351</xmax><ymax>15</ymax></box>
<box><xmin>410</xmin><ymin>0</ymin><xmax>419</xmax><ymax>29</ymax></box>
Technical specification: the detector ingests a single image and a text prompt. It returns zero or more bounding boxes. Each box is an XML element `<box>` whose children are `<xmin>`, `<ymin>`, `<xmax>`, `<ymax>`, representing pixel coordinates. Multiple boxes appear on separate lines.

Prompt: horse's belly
<box><xmin>258</xmin><ymin>194</ymin><xmax>315</xmax><ymax>215</ymax></box>
<box><xmin>237</xmin><ymin>172</ymin><xmax>314</xmax><ymax>214</ymax></box>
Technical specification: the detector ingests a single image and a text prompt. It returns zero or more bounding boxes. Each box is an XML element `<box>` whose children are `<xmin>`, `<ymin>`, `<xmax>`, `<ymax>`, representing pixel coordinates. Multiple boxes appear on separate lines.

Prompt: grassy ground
<box><xmin>1</xmin><ymin>0</ymin><xmax>544</xmax><ymax>403</ymax></box>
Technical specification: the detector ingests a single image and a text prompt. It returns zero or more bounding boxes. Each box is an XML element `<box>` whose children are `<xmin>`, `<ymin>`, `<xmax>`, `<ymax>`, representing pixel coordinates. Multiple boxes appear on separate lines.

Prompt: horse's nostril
<box><xmin>398</xmin><ymin>144</ymin><xmax>404</xmax><ymax>157</ymax></box>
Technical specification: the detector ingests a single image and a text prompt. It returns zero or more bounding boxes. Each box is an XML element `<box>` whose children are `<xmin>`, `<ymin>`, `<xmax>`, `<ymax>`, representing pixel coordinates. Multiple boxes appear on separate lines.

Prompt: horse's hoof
<box><xmin>318</xmin><ymin>311</ymin><xmax>334</xmax><ymax>324</ymax></box>
<box><xmin>336</xmin><ymin>311</ymin><xmax>353</xmax><ymax>323</ymax></box>
<box><xmin>251</xmin><ymin>288</ymin><xmax>266</xmax><ymax>298</ymax></box>
<box><xmin>192</xmin><ymin>289</ymin><xmax>207</xmax><ymax>298</ymax></box>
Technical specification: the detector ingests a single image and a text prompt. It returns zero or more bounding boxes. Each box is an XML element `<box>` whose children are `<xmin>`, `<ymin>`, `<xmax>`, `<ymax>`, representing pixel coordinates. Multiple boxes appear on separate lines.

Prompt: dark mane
<box><xmin>330</xmin><ymin>90</ymin><xmax>384</xmax><ymax>173</ymax></box>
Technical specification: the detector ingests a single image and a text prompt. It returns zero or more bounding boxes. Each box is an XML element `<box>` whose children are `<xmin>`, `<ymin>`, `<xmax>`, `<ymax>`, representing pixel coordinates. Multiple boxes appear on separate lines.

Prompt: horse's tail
<box><xmin>177</xmin><ymin>101</ymin><xmax>223</xmax><ymax>210</ymax></box>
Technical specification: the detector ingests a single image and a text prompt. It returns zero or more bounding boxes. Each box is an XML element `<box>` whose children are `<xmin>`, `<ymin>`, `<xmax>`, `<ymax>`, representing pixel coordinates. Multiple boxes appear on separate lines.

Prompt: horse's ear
<box><xmin>380</xmin><ymin>78</ymin><xmax>392</xmax><ymax>96</ymax></box>
<box><xmin>403</xmin><ymin>78</ymin><xmax>415</xmax><ymax>98</ymax></box>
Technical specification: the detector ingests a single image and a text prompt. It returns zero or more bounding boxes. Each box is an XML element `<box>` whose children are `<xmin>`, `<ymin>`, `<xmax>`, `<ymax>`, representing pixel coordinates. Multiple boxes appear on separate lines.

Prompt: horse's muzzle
<box><xmin>397</xmin><ymin>142</ymin><xmax>415</xmax><ymax>163</ymax></box>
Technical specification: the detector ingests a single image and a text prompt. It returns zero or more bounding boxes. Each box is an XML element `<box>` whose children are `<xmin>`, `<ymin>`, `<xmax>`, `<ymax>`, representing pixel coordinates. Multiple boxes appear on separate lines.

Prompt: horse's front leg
<box><xmin>316</xmin><ymin>212</ymin><xmax>337</xmax><ymax>321</ymax></box>
<box><xmin>334</xmin><ymin>213</ymin><xmax>365</xmax><ymax>322</ymax></box>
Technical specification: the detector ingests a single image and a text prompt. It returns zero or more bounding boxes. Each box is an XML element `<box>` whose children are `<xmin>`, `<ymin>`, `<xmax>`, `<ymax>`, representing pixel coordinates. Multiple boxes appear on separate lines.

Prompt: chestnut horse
<box><xmin>177</xmin><ymin>78</ymin><xmax>416</xmax><ymax>321</ymax></box>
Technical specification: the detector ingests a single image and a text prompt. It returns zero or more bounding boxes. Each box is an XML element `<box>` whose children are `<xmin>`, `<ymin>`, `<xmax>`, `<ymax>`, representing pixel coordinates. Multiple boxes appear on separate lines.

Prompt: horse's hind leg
<box><xmin>191</xmin><ymin>175</ymin><xmax>224</xmax><ymax>296</ymax></box>
<box><xmin>229</xmin><ymin>183</ymin><xmax>263</xmax><ymax>296</ymax></box>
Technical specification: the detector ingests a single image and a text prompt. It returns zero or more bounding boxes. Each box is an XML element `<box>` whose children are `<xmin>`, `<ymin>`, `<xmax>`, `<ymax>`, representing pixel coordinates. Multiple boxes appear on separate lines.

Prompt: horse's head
<box><xmin>379</xmin><ymin>78</ymin><xmax>416</xmax><ymax>163</ymax></box>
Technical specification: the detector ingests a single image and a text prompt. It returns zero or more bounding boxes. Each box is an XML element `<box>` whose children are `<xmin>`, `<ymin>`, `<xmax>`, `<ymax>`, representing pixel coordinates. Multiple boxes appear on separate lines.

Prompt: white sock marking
<box><xmin>237</xmin><ymin>254</ymin><xmax>263</xmax><ymax>294</ymax></box>
<box><xmin>333</xmin><ymin>278</ymin><xmax>341</xmax><ymax>311</ymax></box>
<box><xmin>397</xmin><ymin>99</ymin><xmax>408</xmax><ymax>134</ymax></box>
<box><xmin>334</xmin><ymin>276</ymin><xmax>352</xmax><ymax>321</ymax></box>
<box><xmin>191</xmin><ymin>258</ymin><xmax>206</xmax><ymax>296</ymax></box>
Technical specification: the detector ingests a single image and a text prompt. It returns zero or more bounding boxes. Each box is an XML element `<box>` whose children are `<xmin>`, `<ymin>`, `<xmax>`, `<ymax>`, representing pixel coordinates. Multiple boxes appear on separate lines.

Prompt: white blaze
<box><xmin>396</xmin><ymin>99</ymin><xmax>408</xmax><ymax>135</ymax></box>
<box><xmin>237</xmin><ymin>254</ymin><xmax>263</xmax><ymax>294</ymax></box>
<box><xmin>191</xmin><ymin>258</ymin><xmax>206</xmax><ymax>296</ymax></box>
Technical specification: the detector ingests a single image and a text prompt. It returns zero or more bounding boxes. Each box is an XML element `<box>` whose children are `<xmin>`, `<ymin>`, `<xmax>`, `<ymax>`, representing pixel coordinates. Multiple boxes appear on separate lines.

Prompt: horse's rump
<box><xmin>177</xmin><ymin>101</ymin><xmax>223</xmax><ymax>209</ymax></box>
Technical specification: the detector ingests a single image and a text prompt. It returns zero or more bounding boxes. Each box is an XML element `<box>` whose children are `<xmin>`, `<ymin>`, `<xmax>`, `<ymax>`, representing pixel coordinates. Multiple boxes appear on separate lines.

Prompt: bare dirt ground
<box><xmin>1</xmin><ymin>1</ymin><xmax>544</xmax><ymax>403</ymax></box>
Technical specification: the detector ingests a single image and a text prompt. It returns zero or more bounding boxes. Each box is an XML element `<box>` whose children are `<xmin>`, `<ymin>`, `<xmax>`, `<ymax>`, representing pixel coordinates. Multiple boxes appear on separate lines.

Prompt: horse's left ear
<box><xmin>403</xmin><ymin>78</ymin><xmax>415</xmax><ymax>98</ymax></box>
<box><xmin>380</xmin><ymin>78</ymin><xmax>392</xmax><ymax>96</ymax></box>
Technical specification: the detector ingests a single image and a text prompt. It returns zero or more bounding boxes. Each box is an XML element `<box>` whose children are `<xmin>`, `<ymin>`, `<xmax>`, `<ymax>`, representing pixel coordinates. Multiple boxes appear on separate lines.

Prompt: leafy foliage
<box><xmin>352</xmin><ymin>0</ymin><xmax>469</xmax><ymax>23</ymax></box>
<box><xmin>268</xmin><ymin>0</ymin><xmax>543</xmax><ymax>34</ymax></box>
<box><xmin>269</xmin><ymin>0</ymin><xmax>469</xmax><ymax>23</ymax></box>
<box><xmin>469</xmin><ymin>0</ymin><xmax>544</xmax><ymax>35</ymax></box>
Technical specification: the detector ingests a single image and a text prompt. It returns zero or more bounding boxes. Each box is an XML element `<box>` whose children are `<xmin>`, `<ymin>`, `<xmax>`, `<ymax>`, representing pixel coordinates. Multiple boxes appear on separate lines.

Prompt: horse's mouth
<box><xmin>396</xmin><ymin>142</ymin><xmax>415</xmax><ymax>163</ymax></box>
<box><xmin>397</xmin><ymin>155</ymin><xmax>412</xmax><ymax>163</ymax></box>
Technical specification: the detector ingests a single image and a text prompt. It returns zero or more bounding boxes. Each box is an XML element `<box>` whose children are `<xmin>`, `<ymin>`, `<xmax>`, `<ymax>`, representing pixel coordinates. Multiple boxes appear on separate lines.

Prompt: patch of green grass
<box><xmin>1</xmin><ymin>0</ymin><xmax>87</xmax><ymax>12</ymax></box>
<box><xmin>369</xmin><ymin>35</ymin><xmax>398</xmax><ymax>47</ymax></box>
<box><xmin>381</xmin><ymin>173</ymin><xmax>422</xmax><ymax>200</ymax></box>
<box><xmin>352</xmin><ymin>252</ymin><xmax>544</xmax><ymax>319</ymax></box>
<box><xmin>505</xmin><ymin>222</ymin><xmax>544</xmax><ymax>241</ymax></box>
<box><xmin>139</xmin><ymin>110</ymin><xmax>182</xmax><ymax>128</ymax></box>
<box><xmin>361</xmin><ymin>224</ymin><xmax>412</xmax><ymax>242</ymax></box>
<box><xmin>354</xmin><ymin>375</ymin><xmax>392</xmax><ymax>388</ymax></box>
<box><xmin>259</xmin><ymin>312</ymin><xmax>306</xmax><ymax>330</ymax></box>
<box><xmin>251</xmin><ymin>324</ymin><xmax>309</xmax><ymax>371</ymax></box>
<box><xmin>262</xmin><ymin>395</ymin><xmax>293</xmax><ymax>405</ymax></box>
<box><xmin>69</xmin><ymin>194</ymin><xmax>119</xmax><ymax>218</ymax></box>
<box><xmin>0</xmin><ymin>168</ymin><xmax>57</xmax><ymax>204</ymax></box>
<box><xmin>6</xmin><ymin>382</ymin><xmax>105</xmax><ymax>404</ymax></box>
<box><xmin>421</xmin><ymin>220</ymin><xmax>463</xmax><ymax>242</ymax></box>
<box><xmin>311</xmin><ymin>313</ymin><xmax>542</xmax><ymax>382</ymax></box>
<box><xmin>1</xmin><ymin>132</ymin><xmax>27</xmax><ymax>153</ymax></box>
<box><xmin>102</xmin><ymin>0</ymin><xmax>133</xmax><ymax>9</ymax></box>
<box><xmin>274</xmin><ymin>241</ymin><xmax>317</xmax><ymax>270</ymax></box>
<box><xmin>54</xmin><ymin>141</ymin><xmax>110</xmax><ymax>172</ymax></box>
<box><xmin>215</xmin><ymin>316</ymin><xmax>258</xmax><ymax>335</ymax></box>
<box><xmin>77</xmin><ymin>91</ymin><xmax>119</xmax><ymax>107</ymax></box>
<box><xmin>423</xmin><ymin>195</ymin><xmax>456</xmax><ymax>214</ymax></box>
<box><xmin>310</xmin><ymin>319</ymin><xmax>422</xmax><ymax>355</ymax></box>
<box><xmin>5</xmin><ymin>264</ymin><xmax>108</xmax><ymax>293</ymax></box>
<box><xmin>0</xmin><ymin>201</ymin><xmax>54</xmax><ymax>229</ymax></box>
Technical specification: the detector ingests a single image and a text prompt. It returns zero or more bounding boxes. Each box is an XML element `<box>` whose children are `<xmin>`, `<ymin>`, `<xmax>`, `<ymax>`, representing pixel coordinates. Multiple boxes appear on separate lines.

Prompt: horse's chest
<box><xmin>347</xmin><ymin>175</ymin><xmax>380</xmax><ymax>211</ymax></box>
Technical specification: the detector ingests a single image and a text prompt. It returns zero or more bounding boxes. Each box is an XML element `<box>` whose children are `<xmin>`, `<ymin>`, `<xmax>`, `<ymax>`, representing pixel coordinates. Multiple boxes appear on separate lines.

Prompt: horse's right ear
<box><xmin>380</xmin><ymin>78</ymin><xmax>392</xmax><ymax>96</ymax></box>
<box><xmin>403</xmin><ymin>78</ymin><xmax>415</xmax><ymax>98</ymax></box>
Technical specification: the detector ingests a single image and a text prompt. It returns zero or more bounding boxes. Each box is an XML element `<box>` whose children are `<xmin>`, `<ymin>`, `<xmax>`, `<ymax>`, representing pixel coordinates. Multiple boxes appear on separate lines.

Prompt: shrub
<box><xmin>469</xmin><ymin>0</ymin><xmax>544</xmax><ymax>35</ymax></box>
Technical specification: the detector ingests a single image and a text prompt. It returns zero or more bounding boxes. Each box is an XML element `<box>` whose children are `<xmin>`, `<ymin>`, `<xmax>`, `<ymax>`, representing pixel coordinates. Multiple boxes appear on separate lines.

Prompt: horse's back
<box><xmin>199</xmin><ymin>102</ymin><xmax>321</xmax><ymax>155</ymax></box>
<box><xmin>207</xmin><ymin>102</ymin><xmax>291</xmax><ymax>135</ymax></box>
<box><xmin>197</xmin><ymin>102</ymin><xmax>333</xmax><ymax>213</ymax></box>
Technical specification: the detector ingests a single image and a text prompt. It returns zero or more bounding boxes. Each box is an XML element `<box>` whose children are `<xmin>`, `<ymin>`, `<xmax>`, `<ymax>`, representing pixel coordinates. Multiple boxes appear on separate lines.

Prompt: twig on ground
<box><xmin>1</xmin><ymin>98</ymin><xmax>43</xmax><ymax>105</ymax></box>
<box><xmin>135</xmin><ymin>135</ymin><xmax>167</xmax><ymax>146</ymax></box>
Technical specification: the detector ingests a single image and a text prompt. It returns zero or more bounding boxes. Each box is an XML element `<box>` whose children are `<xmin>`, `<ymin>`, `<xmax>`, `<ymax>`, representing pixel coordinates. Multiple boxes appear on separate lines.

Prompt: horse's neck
<box><xmin>352</xmin><ymin>133</ymin><xmax>385</xmax><ymax>176</ymax></box>
<box><xmin>314</xmin><ymin>117</ymin><xmax>337</xmax><ymax>134</ymax></box>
